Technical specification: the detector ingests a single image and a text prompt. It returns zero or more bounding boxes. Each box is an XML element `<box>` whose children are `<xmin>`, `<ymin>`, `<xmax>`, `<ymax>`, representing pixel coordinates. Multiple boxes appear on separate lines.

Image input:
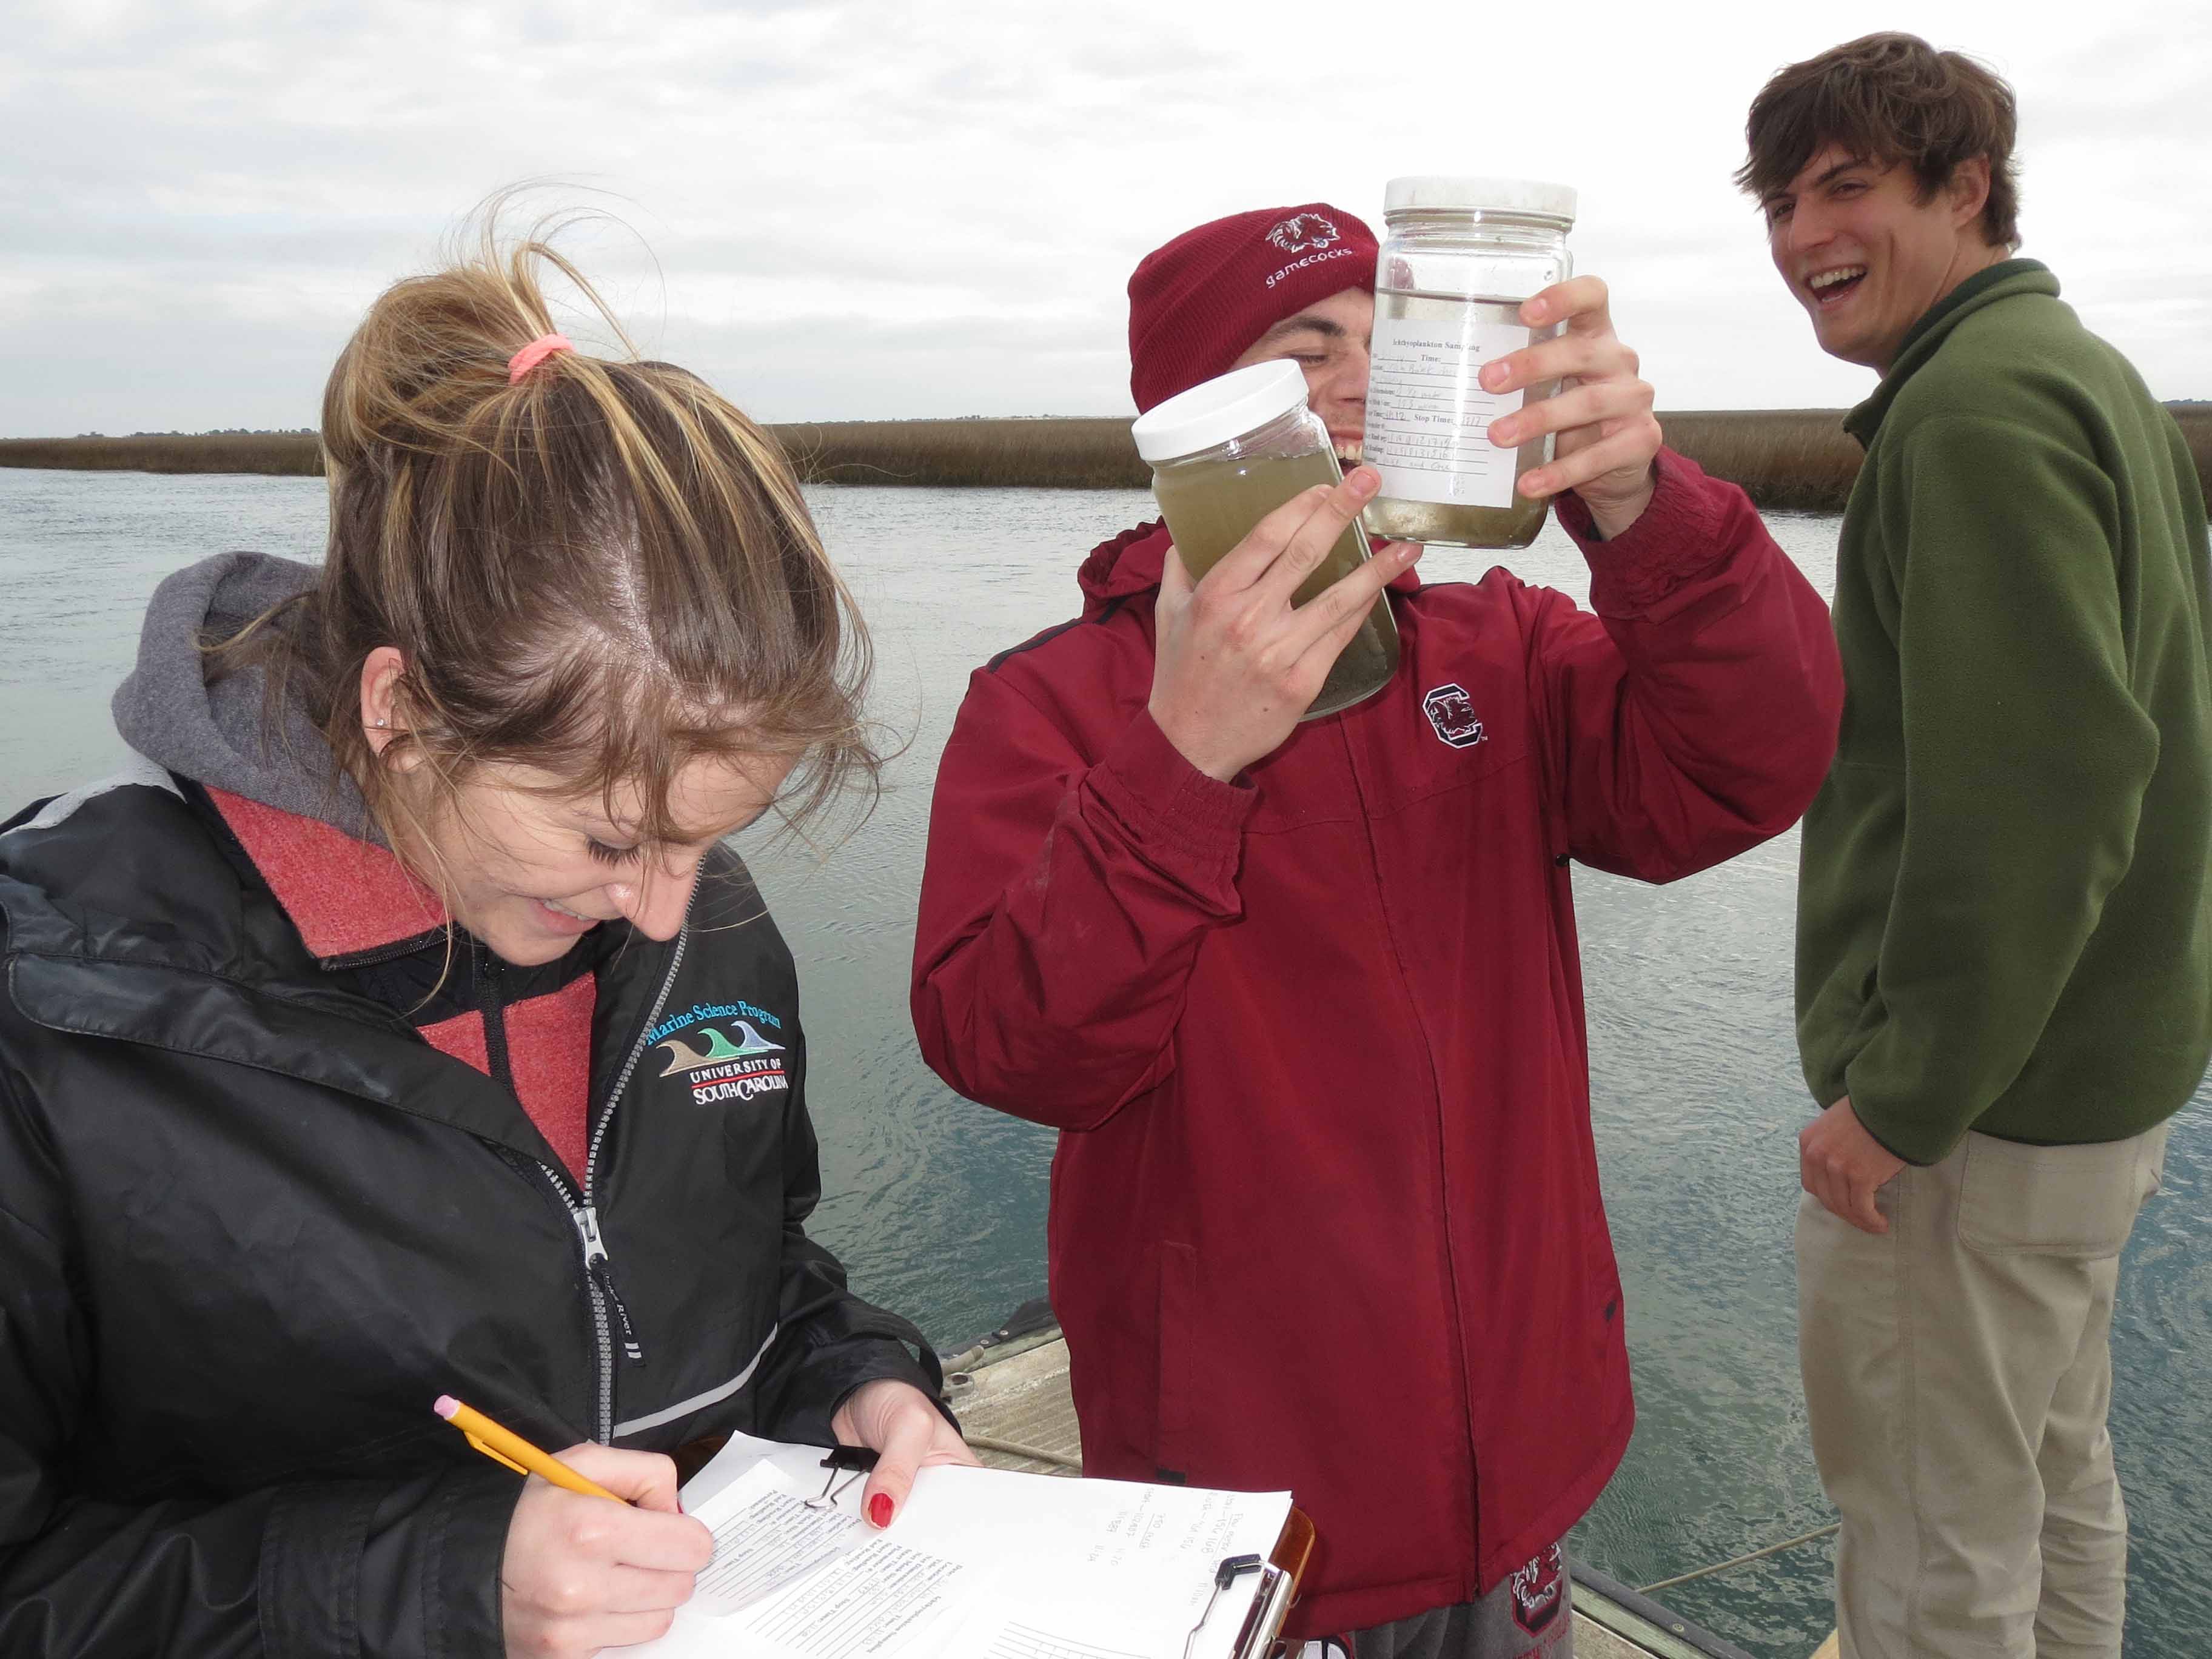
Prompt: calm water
<box><xmin>2</xmin><ymin>466</ymin><xmax>2205</xmax><ymax>1658</ymax></box>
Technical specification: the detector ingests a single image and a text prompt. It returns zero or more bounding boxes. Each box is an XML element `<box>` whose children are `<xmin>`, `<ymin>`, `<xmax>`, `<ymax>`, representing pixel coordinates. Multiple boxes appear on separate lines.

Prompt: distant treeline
<box><xmin>6</xmin><ymin>411</ymin><xmax>2210</xmax><ymax>516</ymax></box>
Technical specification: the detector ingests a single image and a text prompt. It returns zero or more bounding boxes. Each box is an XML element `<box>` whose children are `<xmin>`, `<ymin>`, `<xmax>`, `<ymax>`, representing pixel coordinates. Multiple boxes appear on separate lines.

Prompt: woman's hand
<box><xmin>831</xmin><ymin>1378</ymin><xmax>980</xmax><ymax>1529</ymax></box>
<box><xmin>500</xmin><ymin>1443</ymin><xmax>715</xmax><ymax>1658</ymax></box>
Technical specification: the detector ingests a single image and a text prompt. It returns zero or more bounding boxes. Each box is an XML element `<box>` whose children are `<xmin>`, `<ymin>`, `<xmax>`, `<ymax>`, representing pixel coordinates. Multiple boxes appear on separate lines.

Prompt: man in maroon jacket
<box><xmin>911</xmin><ymin>203</ymin><xmax>1843</xmax><ymax>1655</ymax></box>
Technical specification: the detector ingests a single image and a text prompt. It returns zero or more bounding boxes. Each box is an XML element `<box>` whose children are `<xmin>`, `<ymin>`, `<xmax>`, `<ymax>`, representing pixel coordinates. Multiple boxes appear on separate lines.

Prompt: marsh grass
<box><xmin>0</xmin><ymin>432</ymin><xmax>326</xmax><ymax>475</ymax></box>
<box><xmin>768</xmin><ymin>418</ymin><xmax>1148</xmax><ymax>490</ymax></box>
<box><xmin>0</xmin><ymin>421</ymin><xmax>1151</xmax><ymax>489</ymax></box>
<box><xmin>1654</xmin><ymin>411</ymin><xmax>1865</xmax><ymax>512</ymax></box>
<box><xmin>2178</xmin><ymin>408</ymin><xmax>2212</xmax><ymax>491</ymax></box>
<box><xmin>7</xmin><ymin>410</ymin><xmax>2210</xmax><ymax>515</ymax></box>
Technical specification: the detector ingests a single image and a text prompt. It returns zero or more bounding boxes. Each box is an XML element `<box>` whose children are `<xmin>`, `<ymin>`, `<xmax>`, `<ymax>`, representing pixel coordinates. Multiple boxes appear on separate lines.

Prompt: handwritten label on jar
<box><xmin>1364</xmin><ymin>310</ymin><xmax>1530</xmax><ymax>509</ymax></box>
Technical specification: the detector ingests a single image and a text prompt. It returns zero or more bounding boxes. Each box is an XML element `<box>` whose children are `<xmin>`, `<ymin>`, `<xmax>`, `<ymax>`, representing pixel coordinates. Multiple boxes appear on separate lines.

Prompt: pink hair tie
<box><xmin>507</xmin><ymin>333</ymin><xmax>574</xmax><ymax>384</ymax></box>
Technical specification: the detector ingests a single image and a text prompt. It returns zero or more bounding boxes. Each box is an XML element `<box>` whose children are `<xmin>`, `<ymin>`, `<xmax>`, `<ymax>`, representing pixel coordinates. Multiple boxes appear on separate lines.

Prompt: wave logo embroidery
<box><xmin>656</xmin><ymin>1021</ymin><xmax>785</xmax><ymax>1074</ymax></box>
<box><xmin>1264</xmin><ymin>212</ymin><xmax>1340</xmax><ymax>255</ymax></box>
<box><xmin>657</xmin><ymin>1022</ymin><xmax>791</xmax><ymax>1104</ymax></box>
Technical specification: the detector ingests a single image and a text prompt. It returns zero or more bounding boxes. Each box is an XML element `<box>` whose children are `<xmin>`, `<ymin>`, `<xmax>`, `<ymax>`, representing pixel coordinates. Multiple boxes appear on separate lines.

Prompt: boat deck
<box><xmin>947</xmin><ymin>1335</ymin><xmax>1732</xmax><ymax>1659</ymax></box>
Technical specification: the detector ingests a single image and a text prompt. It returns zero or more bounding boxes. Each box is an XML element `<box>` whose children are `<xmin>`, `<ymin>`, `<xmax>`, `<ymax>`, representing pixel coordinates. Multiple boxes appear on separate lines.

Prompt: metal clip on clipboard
<box><xmin>1233</xmin><ymin>1558</ymin><xmax>1296</xmax><ymax>1659</ymax></box>
<box><xmin>1183</xmin><ymin>1538</ymin><xmax>1301</xmax><ymax>1659</ymax></box>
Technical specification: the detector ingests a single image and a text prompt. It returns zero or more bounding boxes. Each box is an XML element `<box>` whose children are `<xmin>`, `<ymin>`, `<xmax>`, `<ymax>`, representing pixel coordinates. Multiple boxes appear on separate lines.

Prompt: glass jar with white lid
<box><xmin>1132</xmin><ymin>359</ymin><xmax>1400</xmax><ymax>720</ymax></box>
<box><xmin>1361</xmin><ymin>175</ymin><xmax>1577</xmax><ymax>549</ymax></box>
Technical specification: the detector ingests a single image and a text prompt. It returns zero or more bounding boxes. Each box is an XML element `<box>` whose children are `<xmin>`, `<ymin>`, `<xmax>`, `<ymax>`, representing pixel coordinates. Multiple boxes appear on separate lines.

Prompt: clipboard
<box><xmin>672</xmin><ymin>1432</ymin><xmax>1316</xmax><ymax>1659</ymax></box>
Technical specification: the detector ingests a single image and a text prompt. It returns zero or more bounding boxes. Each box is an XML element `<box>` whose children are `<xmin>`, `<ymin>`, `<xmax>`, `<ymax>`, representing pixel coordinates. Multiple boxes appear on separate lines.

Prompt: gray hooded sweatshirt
<box><xmin>110</xmin><ymin>551</ymin><xmax>377</xmax><ymax>842</ymax></box>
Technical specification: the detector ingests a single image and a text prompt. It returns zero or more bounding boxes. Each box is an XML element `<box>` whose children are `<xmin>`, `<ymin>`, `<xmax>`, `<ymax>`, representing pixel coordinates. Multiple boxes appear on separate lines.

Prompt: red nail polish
<box><xmin>868</xmin><ymin>1492</ymin><xmax>894</xmax><ymax>1527</ymax></box>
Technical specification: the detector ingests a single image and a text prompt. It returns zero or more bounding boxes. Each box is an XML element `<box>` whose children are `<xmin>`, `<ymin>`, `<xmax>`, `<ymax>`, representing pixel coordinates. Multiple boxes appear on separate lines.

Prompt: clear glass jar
<box><xmin>1361</xmin><ymin>176</ymin><xmax>1576</xmax><ymax>549</ymax></box>
<box><xmin>1132</xmin><ymin>360</ymin><xmax>1400</xmax><ymax>720</ymax></box>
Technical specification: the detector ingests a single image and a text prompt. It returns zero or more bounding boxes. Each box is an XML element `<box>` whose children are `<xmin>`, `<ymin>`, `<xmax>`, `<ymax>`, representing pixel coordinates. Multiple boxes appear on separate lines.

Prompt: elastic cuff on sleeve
<box><xmin>826</xmin><ymin>1355</ymin><xmax>966</xmax><ymax>1439</ymax></box>
<box><xmin>1088</xmin><ymin>709</ymin><xmax>1259</xmax><ymax>860</ymax></box>
<box><xmin>423</xmin><ymin>1468</ymin><xmax>520</xmax><ymax>1659</ymax></box>
<box><xmin>259</xmin><ymin>1481</ymin><xmax>377</xmax><ymax>1657</ymax></box>
<box><xmin>783</xmin><ymin>1335</ymin><xmax>951</xmax><ymax>1447</ymax></box>
<box><xmin>1558</xmin><ymin>448</ymin><xmax>1738</xmax><ymax>617</ymax></box>
<box><xmin>258</xmin><ymin>1467</ymin><xmax>519</xmax><ymax>1659</ymax></box>
<box><xmin>1840</xmin><ymin>1084</ymin><xmax>1954</xmax><ymax>1170</ymax></box>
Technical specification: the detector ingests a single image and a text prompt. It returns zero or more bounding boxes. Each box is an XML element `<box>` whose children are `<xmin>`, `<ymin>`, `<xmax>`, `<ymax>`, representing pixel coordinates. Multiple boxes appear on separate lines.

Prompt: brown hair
<box><xmin>230</xmin><ymin>207</ymin><xmax>878</xmax><ymax>886</ymax></box>
<box><xmin>1736</xmin><ymin>32</ymin><xmax>2020</xmax><ymax>249</ymax></box>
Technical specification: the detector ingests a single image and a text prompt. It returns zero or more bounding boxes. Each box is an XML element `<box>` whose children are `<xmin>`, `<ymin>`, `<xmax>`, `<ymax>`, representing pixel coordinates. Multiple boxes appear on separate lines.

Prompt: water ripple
<box><xmin>4</xmin><ymin>471</ymin><xmax>2201</xmax><ymax>1658</ymax></box>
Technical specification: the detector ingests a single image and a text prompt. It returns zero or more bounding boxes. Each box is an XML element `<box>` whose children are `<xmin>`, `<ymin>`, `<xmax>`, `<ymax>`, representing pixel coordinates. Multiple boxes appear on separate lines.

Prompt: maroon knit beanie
<box><xmin>1127</xmin><ymin>203</ymin><xmax>1379</xmax><ymax>414</ymax></box>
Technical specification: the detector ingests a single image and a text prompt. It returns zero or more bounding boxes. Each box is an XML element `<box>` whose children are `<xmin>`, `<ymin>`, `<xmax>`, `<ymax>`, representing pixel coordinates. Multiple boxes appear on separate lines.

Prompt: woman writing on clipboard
<box><xmin>0</xmin><ymin>218</ymin><xmax>972</xmax><ymax>1658</ymax></box>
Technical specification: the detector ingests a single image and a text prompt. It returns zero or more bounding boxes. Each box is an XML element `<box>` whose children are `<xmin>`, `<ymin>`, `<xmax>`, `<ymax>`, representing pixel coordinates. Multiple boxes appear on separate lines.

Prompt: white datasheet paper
<box><xmin>923</xmin><ymin>1471</ymin><xmax>1292</xmax><ymax>1659</ymax></box>
<box><xmin>689</xmin><ymin>1470</ymin><xmax>870</xmax><ymax>1613</ymax></box>
<box><xmin>618</xmin><ymin>1439</ymin><xmax>970</xmax><ymax>1659</ymax></box>
<box><xmin>1365</xmin><ymin>312</ymin><xmax>1530</xmax><ymax>509</ymax></box>
<box><xmin>616</xmin><ymin>1437</ymin><xmax>1290</xmax><ymax>1659</ymax></box>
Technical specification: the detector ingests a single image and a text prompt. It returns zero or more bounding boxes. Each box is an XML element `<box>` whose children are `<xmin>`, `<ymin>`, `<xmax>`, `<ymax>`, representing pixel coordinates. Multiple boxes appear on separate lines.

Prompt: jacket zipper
<box><xmin>318</xmin><ymin>926</ymin><xmax>456</xmax><ymax>974</ymax></box>
<box><xmin>1338</xmin><ymin>721</ymin><xmax>1485</xmax><ymax>1589</ymax></box>
<box><xmin>569</xmin><ymin>925</ymin><xmax>690</xmax><ymax>1442</ymax></box>
<box><xmin>480</xmin><ymin>932</ymin><xmax>689</xmax><ymax>1442</ymax></box>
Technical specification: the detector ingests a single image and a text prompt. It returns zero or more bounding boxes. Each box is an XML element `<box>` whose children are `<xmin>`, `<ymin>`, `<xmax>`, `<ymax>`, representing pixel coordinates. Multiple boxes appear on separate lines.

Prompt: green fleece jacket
<box><xmin>1797</xmin><ymin>258</ymin><xmax>2212</xmax><ymax>1164</ymax></box>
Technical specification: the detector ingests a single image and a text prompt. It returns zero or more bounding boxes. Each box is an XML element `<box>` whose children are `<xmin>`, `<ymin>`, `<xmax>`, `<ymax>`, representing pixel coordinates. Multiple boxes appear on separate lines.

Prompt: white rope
<box><xmin>1637</xmin><ymin>1522</ymin><xmax>1842</xmax><ymax>1594</ymax></box>
<box><xmin>962</xmin><ymin>1433</ymin><xmax>1083</xmax><ymax>1470</ymax></box>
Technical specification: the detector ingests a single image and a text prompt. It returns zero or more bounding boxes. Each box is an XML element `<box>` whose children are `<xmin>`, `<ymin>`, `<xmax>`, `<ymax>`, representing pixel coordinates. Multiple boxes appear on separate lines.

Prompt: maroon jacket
<box><xmin>911</xmin><ymin>452</ymin><xmax>1842</xmax><ymax>1635</ymax></box>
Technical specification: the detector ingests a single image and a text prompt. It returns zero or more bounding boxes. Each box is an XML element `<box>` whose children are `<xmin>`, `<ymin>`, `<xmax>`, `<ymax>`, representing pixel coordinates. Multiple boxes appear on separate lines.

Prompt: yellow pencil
<box><xmin>434</xmin><ymin>1395</ymin><xmax>629</xmax><ymax>1504</ymax></box>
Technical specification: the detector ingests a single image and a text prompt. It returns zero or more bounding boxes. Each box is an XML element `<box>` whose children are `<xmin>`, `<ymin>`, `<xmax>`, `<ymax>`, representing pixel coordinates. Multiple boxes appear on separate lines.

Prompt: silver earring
<box><xmin>374</xmin><ymin>719</ymin><xmax>388</xmax><ymax>729</ymax></box>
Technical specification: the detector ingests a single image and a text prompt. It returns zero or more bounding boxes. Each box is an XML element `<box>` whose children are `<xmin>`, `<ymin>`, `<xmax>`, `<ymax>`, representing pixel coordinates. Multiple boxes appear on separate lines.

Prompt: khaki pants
<box><xmin>1798</xmin><ymin>1124</ymin><xmax>2169</xmax><ymax>1659</ymax></box>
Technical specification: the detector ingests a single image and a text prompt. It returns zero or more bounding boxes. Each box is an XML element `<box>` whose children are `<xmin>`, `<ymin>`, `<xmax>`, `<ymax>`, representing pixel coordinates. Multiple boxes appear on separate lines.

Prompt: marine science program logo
<box><xmin>657</xmin><ymin>1021</ymin><xmax>789</xmax><ymax>1105</ymax></box>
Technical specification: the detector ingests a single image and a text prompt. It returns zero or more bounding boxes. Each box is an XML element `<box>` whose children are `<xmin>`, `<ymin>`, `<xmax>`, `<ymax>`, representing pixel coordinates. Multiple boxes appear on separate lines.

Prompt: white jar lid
<box><xmin>1130</xmin><ymin>358</ymin><xmax>1309</xmax><ymax>463</ymax></box>
<box><xmin>1384</xmin><ymin>175</ymin><xmax>1577</xmax><ymax>224</ymax></box>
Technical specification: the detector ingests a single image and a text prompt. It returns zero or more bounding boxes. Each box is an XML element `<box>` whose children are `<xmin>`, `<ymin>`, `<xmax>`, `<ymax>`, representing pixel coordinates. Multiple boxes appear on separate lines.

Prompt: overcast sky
<box><xmin>5</xmin><ymin>0</ymin><xmax>2208</xmax><ymax>436</ymax></box>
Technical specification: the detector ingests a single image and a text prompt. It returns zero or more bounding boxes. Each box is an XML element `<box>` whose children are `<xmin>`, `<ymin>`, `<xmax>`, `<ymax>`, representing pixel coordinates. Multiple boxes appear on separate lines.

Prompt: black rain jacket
<box><xmin>0</xmin><ymin>759</ymin><xmax>940</xmax><ymax>1657</ymax></box>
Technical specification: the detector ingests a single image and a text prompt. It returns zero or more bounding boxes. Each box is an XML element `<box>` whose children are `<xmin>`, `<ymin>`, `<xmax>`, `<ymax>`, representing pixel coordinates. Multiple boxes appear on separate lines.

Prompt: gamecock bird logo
<box><xmin>1422</xmin><ymin>683</ymin><xmax>1487</xmax><ymax>749</ymax></box>
<box><xmin>1264</xmin><ymin>212</ymin><xmax>1341</xmax><ymax>256</ymax></box>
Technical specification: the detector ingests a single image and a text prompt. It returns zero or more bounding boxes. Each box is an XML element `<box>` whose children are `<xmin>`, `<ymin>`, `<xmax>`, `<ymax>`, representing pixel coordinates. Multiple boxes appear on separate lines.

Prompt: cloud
<box><xmin>4</xmin><ymin>0</ymin><xmax>2209</xmax><ymax>432</ymax></box>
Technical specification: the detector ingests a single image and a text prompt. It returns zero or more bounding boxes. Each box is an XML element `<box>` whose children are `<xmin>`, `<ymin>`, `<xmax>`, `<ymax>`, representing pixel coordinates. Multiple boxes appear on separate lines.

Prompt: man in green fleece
<box><xmin>1738</xmin><ymin>32</ymin><xmax>2211</xmax><ymax>1659</ymax></box>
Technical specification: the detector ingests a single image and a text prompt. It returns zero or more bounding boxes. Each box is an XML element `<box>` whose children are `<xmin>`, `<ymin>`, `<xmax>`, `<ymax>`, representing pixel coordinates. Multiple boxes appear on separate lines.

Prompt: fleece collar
<box><xmin>1844</xmin><ymin>258</ymin><xmax>2059</xmax><ymax>446</ymax></box>
<box><xmin>207</xmin><ymin>787</ymin><xmax>446</xmax><ymax>964</ymax></box>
